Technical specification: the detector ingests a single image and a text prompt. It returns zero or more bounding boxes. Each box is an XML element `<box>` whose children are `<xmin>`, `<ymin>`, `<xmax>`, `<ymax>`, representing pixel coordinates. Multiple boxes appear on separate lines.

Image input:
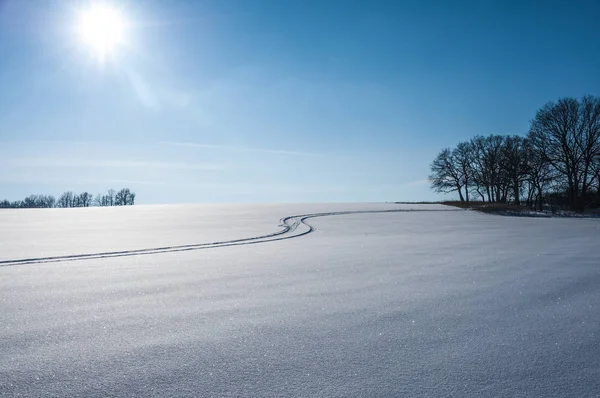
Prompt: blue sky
<box><xmin>1</xmin><ymin>0</ymin><xmax>599</xmax><ymax>204</ymax></box>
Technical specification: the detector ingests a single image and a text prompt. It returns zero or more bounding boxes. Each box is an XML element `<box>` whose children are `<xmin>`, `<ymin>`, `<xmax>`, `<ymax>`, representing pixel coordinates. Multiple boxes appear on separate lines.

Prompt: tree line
<box><xmin>0</xmin><ymin>188</ymin><xmax>136</xmax><ymax>209</ymax></box>
<box><xmin>429</xmin><ymin>95</ymin><xmax>600</xmax><ymax>212</ymax></box>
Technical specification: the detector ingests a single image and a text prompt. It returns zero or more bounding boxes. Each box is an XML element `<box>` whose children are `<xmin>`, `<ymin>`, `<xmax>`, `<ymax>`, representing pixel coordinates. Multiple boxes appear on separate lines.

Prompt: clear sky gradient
<box><xmin>1</xmin><ymin>0</ymin><xmax>599</xmax><ymax>204</ymax></box>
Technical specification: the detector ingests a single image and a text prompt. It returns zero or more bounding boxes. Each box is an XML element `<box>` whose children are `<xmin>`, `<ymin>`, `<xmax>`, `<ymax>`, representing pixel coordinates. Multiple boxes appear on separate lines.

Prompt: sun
<box><xmin>76</xmin><ymin>3</ymin><xmax>126</xmax><ymax>61</ymax></box>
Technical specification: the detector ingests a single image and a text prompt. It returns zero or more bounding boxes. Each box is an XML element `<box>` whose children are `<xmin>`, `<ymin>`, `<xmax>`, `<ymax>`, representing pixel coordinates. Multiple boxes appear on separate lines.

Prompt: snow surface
<box><xmin>1</xmin><ymin>203</ymin><xmax>599</xmax><ymax>397</ymax></box>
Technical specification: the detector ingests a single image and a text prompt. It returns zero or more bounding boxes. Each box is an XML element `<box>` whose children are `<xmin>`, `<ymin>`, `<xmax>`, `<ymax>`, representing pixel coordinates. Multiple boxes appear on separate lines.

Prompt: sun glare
<box><xmin>76</xmin><ymin>3</ymin><xmax>126</xmax><ymax>61</ymax></box>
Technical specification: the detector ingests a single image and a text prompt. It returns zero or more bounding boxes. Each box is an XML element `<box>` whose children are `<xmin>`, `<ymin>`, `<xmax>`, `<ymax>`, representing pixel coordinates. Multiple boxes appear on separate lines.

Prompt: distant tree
<box><xmin>115</xmin><ymin>188</ymin><xmax>135</xmax><ymax>206</ymax></box>
<box><xmin>107</xmin><ymin>189</ymin><xmax>116</xmax><ymax>206</ymax></box>
<box><xmin>523</xmin><ymin>141</ymin><xmax>554</xmax><ymax>211</ymax></box>
<box><xmin>580</xmin><ymin>97</ymin><xmax>600</xmax><ymax>205</ymax></box>
<box><xmin>429</xmin><ymin>148</ymin><xmax>466</xmax><ymax>201</ymax></box>
<box><xmin>0</xmin><ymin>199</ymin><xmax>20</xmax><ymax>208</ymax></box>
<box><xmin>79</xmin><ymin>192</ymin><xmax>93</xmax><ymax>207</ymax></box>
<box><xmin>528</xmin><ymin>96</ymin><xmax>600</xmax><ymax>212</ymax></box>
<box><xmin>454</xmin><ymin>142</ymin><xmax>473</xmax><ymax>202</ymax></box>
<box><xmin>92</xmin><ymin>194</ymin><xmax>102</xmax><ymax>207</ymax></box>
<box><xmin>0</xmin><ymin>198</ymin><xmax>50</xmax><ymax>208</ymax></box>
<box><xmin>0</xmin><ymin>190</ymin><xmax>135</xmax><ymax>210</ymax></box>
<box><xmin>45</xmin><ymin>195</ymin><xmax>56</xmax><ymax>208</ymax></box>
<box><xmin>57</xmin><ymin>191</ymin><xmax>74</xmax><ymax>208</ymax></box>
<box><xmin>23</xmin><ymin>195</ymin><xmax>39</xmax><ymax>208</ymax></box>
<box><xmin>469</xmin><ymin>135</ymin><xmax>506</xmax><ymax>202</ymax></box>
<box><xmin>501</xmin><ymin>135</ymin><xmax>529</xmax><ymax>205</ymax></box>
<box><xmin>115</xmin><ymin>189</ymin><xmax>124</xmax><ymax>206</ymax></box>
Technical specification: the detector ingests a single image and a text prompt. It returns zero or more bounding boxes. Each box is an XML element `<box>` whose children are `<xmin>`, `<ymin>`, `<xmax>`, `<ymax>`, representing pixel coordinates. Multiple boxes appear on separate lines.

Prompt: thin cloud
<box><xmin>1</xmin><ymin>157</ymin><xmax>229</xmax><ymax>171</ymax></box>
<box><xmin>94</xmin><ymin>160</ymin><xmax>229</xmax><ymax>170</ymax></box>
<box><xmin>78</xmin><ymin>178</ymin><xmax>173</xmax><ymax>186</ymax></box>
<box><xmin>162</xmin><ymin>141</ymin><xmax>320</xmax><ymax>157</ymax></box>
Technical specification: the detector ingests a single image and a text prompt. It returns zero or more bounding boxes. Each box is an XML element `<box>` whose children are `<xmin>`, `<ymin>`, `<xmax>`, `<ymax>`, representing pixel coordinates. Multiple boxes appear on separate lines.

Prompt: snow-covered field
<box><xmin>1</xmin><ymin>203</ymin><xmax>599</xmax><ymax>397</ymax></box>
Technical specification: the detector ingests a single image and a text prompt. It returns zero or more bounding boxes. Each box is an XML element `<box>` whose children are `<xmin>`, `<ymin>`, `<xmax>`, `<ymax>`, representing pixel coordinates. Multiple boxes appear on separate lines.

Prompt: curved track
<box><xmin>0</xmin><ymin>209</ymin><xmax>456</xmax><ymax>267</ymax></box>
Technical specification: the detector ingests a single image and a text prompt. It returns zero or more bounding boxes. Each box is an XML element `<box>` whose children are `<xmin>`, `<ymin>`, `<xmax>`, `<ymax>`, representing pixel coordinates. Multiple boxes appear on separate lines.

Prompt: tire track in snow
<box><xmin>0</xmin><ymin>209</ymin><xmax>457</xmax><ymax>267</ymax></box>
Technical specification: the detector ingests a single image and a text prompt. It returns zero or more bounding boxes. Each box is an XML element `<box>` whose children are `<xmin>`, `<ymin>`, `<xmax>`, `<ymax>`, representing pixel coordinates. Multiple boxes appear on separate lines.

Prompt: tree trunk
<box><xmin>536</xmin><ymin>187</ymin><xmax>544</xmax><ymax>211</ymax></box>
<box><xmin>457</xmin><ymin>186</ymin><xmax>465</xmax><ymax>202</ymax></box>
<box><xmin>513</xmin><ymin>178</ymin><xmax>520</xmax><ymax>205</ymax></box>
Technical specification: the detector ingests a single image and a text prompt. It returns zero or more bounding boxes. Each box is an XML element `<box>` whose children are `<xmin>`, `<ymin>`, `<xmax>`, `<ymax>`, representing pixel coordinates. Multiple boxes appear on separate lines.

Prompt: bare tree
<box><xmin>115</xmin><ymin>188</ymin><xmax>135</xmax><ymax>206</ymax></box>
<box><xmin>1</xmin><ymin>190</ymin><xmax>136</xmax><ymax>209</ymax></box>
<box><xmin>469</xmin><ymin>135</ymin><xmax>506</xmax><ymax>202</ymax></box>
<box><xmin>23</xmin><ymin>195</ymin><xmax>39</xmax><ymax>208</ymax></box>
<box><xmin>1</xmin><ymin>195</ymin><xmax>55</xmax><ymax>208</ymax></box>
<box><xmin>578</xmin><ymin>95</ymin><xmax>600</xmax><ymax>206</ymax></box>
<box><xmin>45</xmin><ymin>195</ymin><xmax>56</xmax><ymax>208</ymax></box>
<box><xmin>115</xmin><ymin>189</ymin><xmax>125</xmax><ymax>206</ymax></box>
<box><xmin>57</xmin><ymin>191</ymin><xmax>74</xmax><ymax>208</ymax></box>
<box><xmin>92</xmin><ymin>194</ymin><xmax>103</xmax><ymax>207</ymax></box>
<box><xmin>524</xmin><ymin>141</ymin><xmax>554</xmax><ymax>211</ymax></box>
<box><xmin>528</xmin><ymin>96</ymin><xmax>600</xmax><ymax>212</ymax></box>
<box><xmin>107</xmin><ymin>189</ymin><xmax>116</xmax><ymax>206</ymax></box>
<box><xmin>79</xmin><ymin>192</ymin><xmax>93</xmax><ymax>207</ymax></box>
<box><xmin>128</xmin><ymin>191</ymin><xmax>136</xmax><ymax>205</ymax></box>
<box><xmin>454</xmin><ymin>142</ymin><xmax>473</xmax><ymax>202</ymax></box>
<box><xmin>501</xmin><ymin>135</ymin><xmax>529</xmax><ymax>205</ymax></box>
<box><xmin>429</xmin><ymin>148</ymin><xmax>466</xmax><ymax>201</ymax></box>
